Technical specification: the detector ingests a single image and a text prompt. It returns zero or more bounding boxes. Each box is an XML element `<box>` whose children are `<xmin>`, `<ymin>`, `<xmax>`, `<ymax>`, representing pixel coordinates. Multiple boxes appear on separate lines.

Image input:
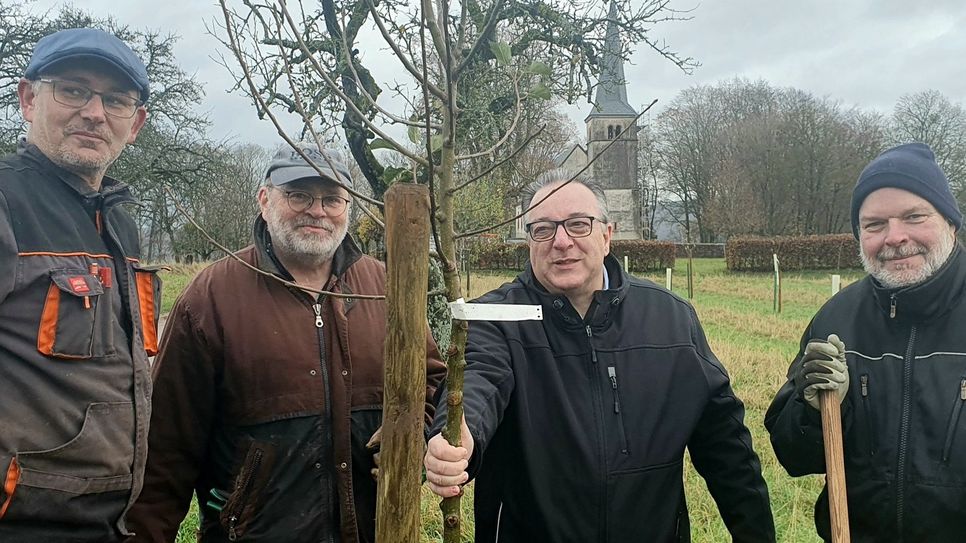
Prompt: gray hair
<box><xmin>522</xmin><ymin>168</ymin><xmax>609</xmax><ymax>223</ymax></box>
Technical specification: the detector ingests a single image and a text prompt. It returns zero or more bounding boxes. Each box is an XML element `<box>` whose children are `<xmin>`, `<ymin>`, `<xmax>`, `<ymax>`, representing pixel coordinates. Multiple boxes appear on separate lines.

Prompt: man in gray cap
<box><xmin>0</xmin><ymin>28</ymin><xmax>157</xmax><ymax>542</ymax></box>
<box><xmin>766</xmin><ymin>142</ymin><xmax>966</xmax><ymax>541</ymax></box>
<box><xmin>127</xmin><ymin>143</ymin><xmax>446</xmax><ymax>543</ymax></box>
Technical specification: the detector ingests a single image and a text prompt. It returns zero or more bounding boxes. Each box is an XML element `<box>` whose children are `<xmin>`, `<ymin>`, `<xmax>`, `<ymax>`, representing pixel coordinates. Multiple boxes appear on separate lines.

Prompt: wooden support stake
<box><xmin>665</xmin><ymin>267</ymin><xmax>672</xmax><ymax>291</ymax></box>
<box><xmin>773</xmin><ymin>253</ymin><xmax>782</xmax><ymax>313</ymax></box>
<box><xmin>831</xmin><ymin>274</ymin><xmax>841</xmax><ymax>296</ymax></box>
<box><xmin>376</xmin><ymin>184</ymin><xmax>431</xmax><ymax>542</ymax></box>
<box><xmin>820</xmin><ymin>391</ymin><xmax>851</xmax><ymax>543</ymax></box>
<box><xmin>624</xmin><ymin>255</ymin><xmax>629</xmax><ymax>273</ymax></box>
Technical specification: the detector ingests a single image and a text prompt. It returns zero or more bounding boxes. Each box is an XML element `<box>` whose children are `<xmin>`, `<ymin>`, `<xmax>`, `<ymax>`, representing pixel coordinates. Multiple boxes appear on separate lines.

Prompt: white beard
<box><xmin>263</xmin><ymin>200</ymin><xmax>348</xmax><ymax>268</ymax></box>
<box><xmin>860</xmin><ymin>231</ymin><xmax>956</xmax><ymax>288</ymax></box>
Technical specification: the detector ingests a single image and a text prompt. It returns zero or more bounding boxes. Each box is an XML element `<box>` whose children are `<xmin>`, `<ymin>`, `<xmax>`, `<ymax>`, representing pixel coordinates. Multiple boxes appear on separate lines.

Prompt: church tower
<box><xmin>585</xmin><ymin>0</ymin><xmax>641</xmax><ymax>240</ymax></box>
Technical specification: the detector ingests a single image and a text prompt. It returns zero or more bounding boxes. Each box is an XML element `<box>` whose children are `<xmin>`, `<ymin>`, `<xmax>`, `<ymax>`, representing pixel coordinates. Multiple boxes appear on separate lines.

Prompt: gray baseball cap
<box><xmin>266</xmin><ymin>144</ymin><xmax>353</xmax><ymax>188</ymax></box>
<box><xmin>26</xmin><ymin>28</ymin><xmax>150</xmax><ymax>102</ymax></box>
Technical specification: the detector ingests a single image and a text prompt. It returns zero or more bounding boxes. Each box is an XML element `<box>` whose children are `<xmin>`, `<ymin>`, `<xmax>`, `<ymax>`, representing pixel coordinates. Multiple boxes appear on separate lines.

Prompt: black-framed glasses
<box><xmin>525</xmin><ymin>216</ymin><xmax>603</xmax><ymax>242</ymax></box>
<box><xmin>38</xmin><ymin>78</ymin><xmax>144</xmax><ymax>119</ymax></box>
<box><xmin>272</xmin><ymin>186</ymin><xmax>350</xmax><ymax>216</ymax></box>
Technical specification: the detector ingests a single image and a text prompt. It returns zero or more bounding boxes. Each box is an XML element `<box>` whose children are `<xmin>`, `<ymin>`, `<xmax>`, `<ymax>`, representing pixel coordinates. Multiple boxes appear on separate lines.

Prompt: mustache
<box><xmin>877</xmin><ymin>244</ymin><xmax>926</xmax><ymax>261</ymax></box>
<box><xmin>294</xmin><ymin>218</ymin><xmax>335</xmax><ymax>232</ymax></box>
<box><xmin>64</xmin><ymin>124</ymin><xmax>109</xmax><ymax>140</ymax></box>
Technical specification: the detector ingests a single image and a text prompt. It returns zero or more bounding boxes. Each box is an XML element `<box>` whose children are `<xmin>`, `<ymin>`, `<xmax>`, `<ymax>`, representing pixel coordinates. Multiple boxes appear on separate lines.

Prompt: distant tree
<box><xmin>655</xmin><ymin>79</ymin><xmax>887</xmax><ymax>240</ymax></box>
<box><xmin>892</xmin><ymin>90</ymin><xmax>966</xmax><ymax>201</ymax></box>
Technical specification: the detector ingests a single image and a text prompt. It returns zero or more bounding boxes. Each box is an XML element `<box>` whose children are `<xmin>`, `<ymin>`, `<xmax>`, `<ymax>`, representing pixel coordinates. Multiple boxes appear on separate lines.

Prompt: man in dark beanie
<box><xmin>766</xmin><ymin>142</ymin><xmax>966</xmax><ymax>541</ymax></box>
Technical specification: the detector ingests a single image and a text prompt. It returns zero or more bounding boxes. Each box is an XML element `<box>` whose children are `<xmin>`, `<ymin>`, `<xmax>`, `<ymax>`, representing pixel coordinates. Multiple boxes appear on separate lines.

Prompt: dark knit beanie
<box><xmin>850</xmin><ymin>142</ymin><xmax>963</xmax><ymax>238</ymax></box>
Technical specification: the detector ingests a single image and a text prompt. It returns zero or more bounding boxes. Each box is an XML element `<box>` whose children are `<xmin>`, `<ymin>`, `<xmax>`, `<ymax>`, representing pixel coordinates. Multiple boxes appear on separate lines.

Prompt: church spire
<box><xmin>586</xmin><ymin>0</ymin><xmax>637</xmax><ymax>119</ymax></box>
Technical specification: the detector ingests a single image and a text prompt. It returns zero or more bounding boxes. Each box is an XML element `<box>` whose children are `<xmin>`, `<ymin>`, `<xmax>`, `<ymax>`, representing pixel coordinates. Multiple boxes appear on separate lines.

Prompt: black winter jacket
<box><xmin>432</xmin><ymin>255</ymin><xmax>774</xmax><ymax>542</ymax></box>
<box><xmin>765</xmin><ymin>245</ymin><xmax>966</xmax><ymax>543</ymax></box>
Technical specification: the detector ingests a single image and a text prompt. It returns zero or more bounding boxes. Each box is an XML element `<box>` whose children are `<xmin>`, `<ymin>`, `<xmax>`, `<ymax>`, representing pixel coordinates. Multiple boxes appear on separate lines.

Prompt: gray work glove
<box><xmin>798</xmin><ymin>334</ymin><xmax>848</xmax><ymax>411</ymax></box>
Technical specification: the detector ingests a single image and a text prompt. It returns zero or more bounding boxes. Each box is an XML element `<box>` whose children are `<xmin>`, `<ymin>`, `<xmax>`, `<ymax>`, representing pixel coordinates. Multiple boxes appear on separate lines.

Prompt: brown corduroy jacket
<box><xmin>127</xmin><ymin>219</ymin><xmax>446</xmax><ymax>543</ymax></box>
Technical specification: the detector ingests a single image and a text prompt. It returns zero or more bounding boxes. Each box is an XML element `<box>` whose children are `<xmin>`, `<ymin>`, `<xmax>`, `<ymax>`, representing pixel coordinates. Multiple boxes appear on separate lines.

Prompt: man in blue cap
<box><xmin>0</xmin><ymin>28</ymin><xmax>158</xmax><ymax>542</ymax></box>
<box><xmin>766</xmin><ymin>143</ymin><xmax>966</xmax><ymax>541</ymax></box>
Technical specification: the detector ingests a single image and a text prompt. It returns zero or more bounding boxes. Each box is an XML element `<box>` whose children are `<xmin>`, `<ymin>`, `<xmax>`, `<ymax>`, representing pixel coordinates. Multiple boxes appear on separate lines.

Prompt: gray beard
<box><xmin>264</xmin><ymin>205</ymin><xmax>348</xmax><ymax>270</ymax></box>
<box><xmin>860</xmin><ymin>232</ymin><xmax>956</xmax><ymax>289</ymax></box>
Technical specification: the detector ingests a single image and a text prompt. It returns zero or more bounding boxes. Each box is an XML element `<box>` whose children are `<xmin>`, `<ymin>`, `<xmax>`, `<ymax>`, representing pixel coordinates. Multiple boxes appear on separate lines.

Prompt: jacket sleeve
<box><xmin>686</xmin><ymin>312</ymin><xmax>776</xmax><ymax>543</ymax></box>
<box><xmin>430</xmin><ymin>318</ymin><xmax>515</xmax><ymax>479</ymax></box>
<box><xmin>126</xmin><ymin>288</ymin><xmax>218</xmax><ymax>542</ymax></box>
<box><xmin>0</xmin><ymin>193</ymin><xmax>16</xmax><ymax>304</ymax></box>
<box><xmin>764</xmin><ymin>322</ymin><xmax>833</xmax><ymax>477</ymax></box>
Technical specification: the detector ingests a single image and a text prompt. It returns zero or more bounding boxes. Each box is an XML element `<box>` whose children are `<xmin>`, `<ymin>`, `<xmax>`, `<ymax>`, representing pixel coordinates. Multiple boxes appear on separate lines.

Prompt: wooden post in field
<box><xmin>624</xmin><ymin>255</ymin><xmax>629</xmax><ymax>273</ymax></box>
<box><xmin>831</xmin><ymin>274</ymin><xmax>841</xmax><ymax>296</ymax></box>
<box><xmin>376</xmin><ymin>184</ymin><xmax>430</xmax><ymax>542</ymax></box>
<box><xmin>772</xmin><ymin>253</ymin><xmax>782</xmax><ymax>313</ymax></box>
<box><xmin>665</xmin><ymin>268</ymin><xmax>672</xmax><ymax>291</ymax></box>
<box><xmin>821</xmin><ymin>391</ymin><xmax>851</xmax><ymax>543</ymax></box>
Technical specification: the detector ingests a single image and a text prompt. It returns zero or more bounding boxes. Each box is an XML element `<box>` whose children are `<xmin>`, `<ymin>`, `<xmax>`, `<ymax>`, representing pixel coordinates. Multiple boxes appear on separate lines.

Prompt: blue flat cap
<box><xmin>26</xmin><ymin>28</ymin><xmax>150</xmax><ymax>102</ymax></box>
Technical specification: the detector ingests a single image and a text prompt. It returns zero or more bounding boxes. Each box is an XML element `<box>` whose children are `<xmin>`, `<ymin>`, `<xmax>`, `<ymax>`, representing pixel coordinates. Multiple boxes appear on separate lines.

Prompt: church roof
<box><xmin>585</xmin><ymin>0</ymin><xmax>638</xmax><ymax>120</ymax></box>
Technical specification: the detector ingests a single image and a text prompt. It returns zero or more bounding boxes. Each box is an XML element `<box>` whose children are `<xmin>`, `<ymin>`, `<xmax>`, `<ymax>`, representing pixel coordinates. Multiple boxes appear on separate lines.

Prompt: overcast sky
<box><xmin>24</xmin><ymin>0</ymin><xmax>966</xmax><ymax>149</ymax></box>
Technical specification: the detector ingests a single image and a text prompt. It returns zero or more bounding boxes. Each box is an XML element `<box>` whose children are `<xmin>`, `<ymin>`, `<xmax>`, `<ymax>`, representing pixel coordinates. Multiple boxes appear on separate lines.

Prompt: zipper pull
<box><xmin>312</xmin><ymin>303</ymin><xmax>324</xmax><ymax>328</ymax></box>
<box><xmin>861</xmin><ymin>375</ymin><xmax>868</xmax><ymax>397</ymax></box>
<box><xmin>960</xmin><ymin>379</ymin><xmax>965</xmax><ymax>401</ymax></box>
<box><xmin>228</xmin><ymin>516</ymin><xmax>238</xmax><ymax>541</ymax></box>
<box><xmin>607</xmin><ymin>366</ymin><xmax>620</xmax><ymax>413</ymax></box>
<box><xmin>890</xmin><ymin>295</ymin><xmax>897</xmax><ymax>319</ymax></box>
<box><xmin>585</xmin><ymin>325</ymin><xmax>592</xmax><ymax>338</ymax></box>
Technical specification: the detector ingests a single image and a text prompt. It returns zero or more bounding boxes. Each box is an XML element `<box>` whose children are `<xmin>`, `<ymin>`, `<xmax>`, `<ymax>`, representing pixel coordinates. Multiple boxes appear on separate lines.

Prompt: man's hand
<box><xmin>423</xmin><ymin>416</ymin><xmax>473</xmax><ymax>498</ymax></box>
<box><xmin>366</xmin><ymin>426</ymin><xmax>382</xmax><ymax>481</ymax></box>
<box><xmin>798</xmin><ymin>334</ymin><xmax>848</xmax><ymax>411</ymax></box>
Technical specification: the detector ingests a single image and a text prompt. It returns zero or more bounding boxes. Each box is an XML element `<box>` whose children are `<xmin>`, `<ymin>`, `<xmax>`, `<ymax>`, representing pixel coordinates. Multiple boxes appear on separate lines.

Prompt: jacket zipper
<box><xmin>607</xmin><ymin>365</ymin><xmax>629</xmax><ymax>454</ymax></box>
<box><xmin>890</xmin><ymin>294</ymin><xmax>897</xmax><ymax>319</ymax></box>
<box><xmin>860</xmin><ymin>374</ymin><xmax>877</xmax><ymax>456</ymax></box>
<box><xmin>585</xmin><ymin>322</ymin><xmax>607</xmax><ymax>542</ymax></box>
<box><xmin>227</xmin><ymin>448</ymin><xmax>264</xmax><ymax>541</ymax></box>
<box><xmin>313</xmin><ymin>293</ymin><xmax>337</xmax><ymax>543</ymax></box>
<box><xmin>941</xmin><ymin>377</ymin><xmax>966</xmax><ymax>463</ymax></box>
<box><xmin>895</xmin><ymin>326</ymin><xmax>917</xmax><ymax>540</ymax></box>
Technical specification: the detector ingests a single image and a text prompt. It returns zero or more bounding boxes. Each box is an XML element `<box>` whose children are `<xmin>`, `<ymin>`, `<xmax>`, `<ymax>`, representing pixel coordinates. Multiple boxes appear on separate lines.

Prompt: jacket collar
<box><xmin>871</xmin><ymin>243</ymin><xmax>966</xmax><ymax>323</ymax></box>
<box><xmin>251</xmin><ymin>214</ymin><xmax>363</xmax><ymax>281</ymax></box>
<box><xmin>17</xmin><ymin>139</ymin><xmax>134</xmax><ymax>206</ymax></box>
<box><xmin>520</xmin><ymin>253</ymin><xmax>629</xmax><ymax>329</ymax></box>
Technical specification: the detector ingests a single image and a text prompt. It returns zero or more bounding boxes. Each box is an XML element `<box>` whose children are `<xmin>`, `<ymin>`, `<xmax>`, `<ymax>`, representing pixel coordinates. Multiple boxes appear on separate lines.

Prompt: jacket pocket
<box><xmin>606</xmin><ymin>459</ymin><xmax>684</xmax><ymax>541</ymax></box>
<box><xmin>941</xmin><ymin>376</ymin><xmax>966</xmax><ymax>463</ymax></box>
<box><xmin>132</xmin><ymin>265</ymin><xmax>164</xmax><ymax>356</ymax></box>
<box><xmin>37</xmin><ymin>269</ymin><xmax>112</xmax><ymax>359</ymax></box>
<box><xmin>221</xmin><ymin>441</ymin><xmax>276</xmax><ymax>541</ymax></box>
<box><xmin>1</xmin><ymin>403</ymin><xmax>134</xmax><ymax>523</ymax></box>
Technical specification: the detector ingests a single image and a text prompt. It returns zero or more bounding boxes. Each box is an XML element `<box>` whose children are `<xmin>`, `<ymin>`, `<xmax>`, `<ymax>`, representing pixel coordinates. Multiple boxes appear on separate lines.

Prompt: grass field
<box><xmin>158</xmin><ymin>258</ymin><xmax>865</xmax><ymax>542</ymax></box>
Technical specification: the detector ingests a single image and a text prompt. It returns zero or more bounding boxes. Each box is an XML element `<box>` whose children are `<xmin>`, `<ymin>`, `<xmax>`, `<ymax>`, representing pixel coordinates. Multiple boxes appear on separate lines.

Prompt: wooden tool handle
<box><xmin>820</xmin><ymin>390</ymin><xmax>851</xmax><ymax>543</ymax></box>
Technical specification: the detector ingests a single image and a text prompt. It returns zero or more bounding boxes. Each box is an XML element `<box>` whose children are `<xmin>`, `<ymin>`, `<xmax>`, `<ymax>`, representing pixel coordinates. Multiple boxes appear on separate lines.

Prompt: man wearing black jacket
<box><xmin>766</xmin><ymin>142</ymin><xmax>966</xmax><ymax>542</ymax></box>
<box><xmin>424</xmin><ymin>169</ymin><xmax>775</xmax><ymax>542</ymax></box>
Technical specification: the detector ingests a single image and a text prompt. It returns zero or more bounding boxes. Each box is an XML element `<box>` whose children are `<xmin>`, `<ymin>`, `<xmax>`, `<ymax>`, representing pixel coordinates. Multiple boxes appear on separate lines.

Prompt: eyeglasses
<box><xmin>272</xmin><ymin>186</ymin><xmax>350</xmax><ymax>216</ymax></box>
<box><xmin>525</xmin><ymin>216</ymin><xmax>603</xmax><ymax>242</ymax></box>
<box><xmin>37</xmin><ymin>78</ymin><xmax>143</xmax><ymax>119</ymax></box>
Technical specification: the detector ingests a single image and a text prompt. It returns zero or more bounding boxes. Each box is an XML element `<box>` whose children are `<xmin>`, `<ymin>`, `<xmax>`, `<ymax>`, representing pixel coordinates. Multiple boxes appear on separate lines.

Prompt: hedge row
<box><xmin>610</xmin><ymin>240</ymin><xmax>676</xmax><ymax>271</ymax></box>
<box><xmin>674</xmin><ymin>243</ymin><xmax>725</xmax><ymax>258</ymax></box>
<box><xmin>726</xmin><ymin>234</ymin><xmax>861</xmax><ymax>271</ymax></box>
<box><xmin>463</xmin><ymin>239</ymin><xmax>676</xmax><ymax>272</ymax></box>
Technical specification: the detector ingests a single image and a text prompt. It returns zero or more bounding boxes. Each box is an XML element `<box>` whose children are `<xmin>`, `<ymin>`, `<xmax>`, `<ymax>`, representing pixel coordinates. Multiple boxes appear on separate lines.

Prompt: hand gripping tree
<box><xmin>216</xmin><ymin>0</ymin><xmax>691</xmax><ymax>540</ymax></box>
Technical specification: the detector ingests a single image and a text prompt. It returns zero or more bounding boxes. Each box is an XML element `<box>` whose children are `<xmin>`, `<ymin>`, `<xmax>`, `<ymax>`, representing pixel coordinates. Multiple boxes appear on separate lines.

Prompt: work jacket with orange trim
<box><xmin>0</xmin><ymin>142</ymin><xmax>160</xmax><ymax>543</ymax></box>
